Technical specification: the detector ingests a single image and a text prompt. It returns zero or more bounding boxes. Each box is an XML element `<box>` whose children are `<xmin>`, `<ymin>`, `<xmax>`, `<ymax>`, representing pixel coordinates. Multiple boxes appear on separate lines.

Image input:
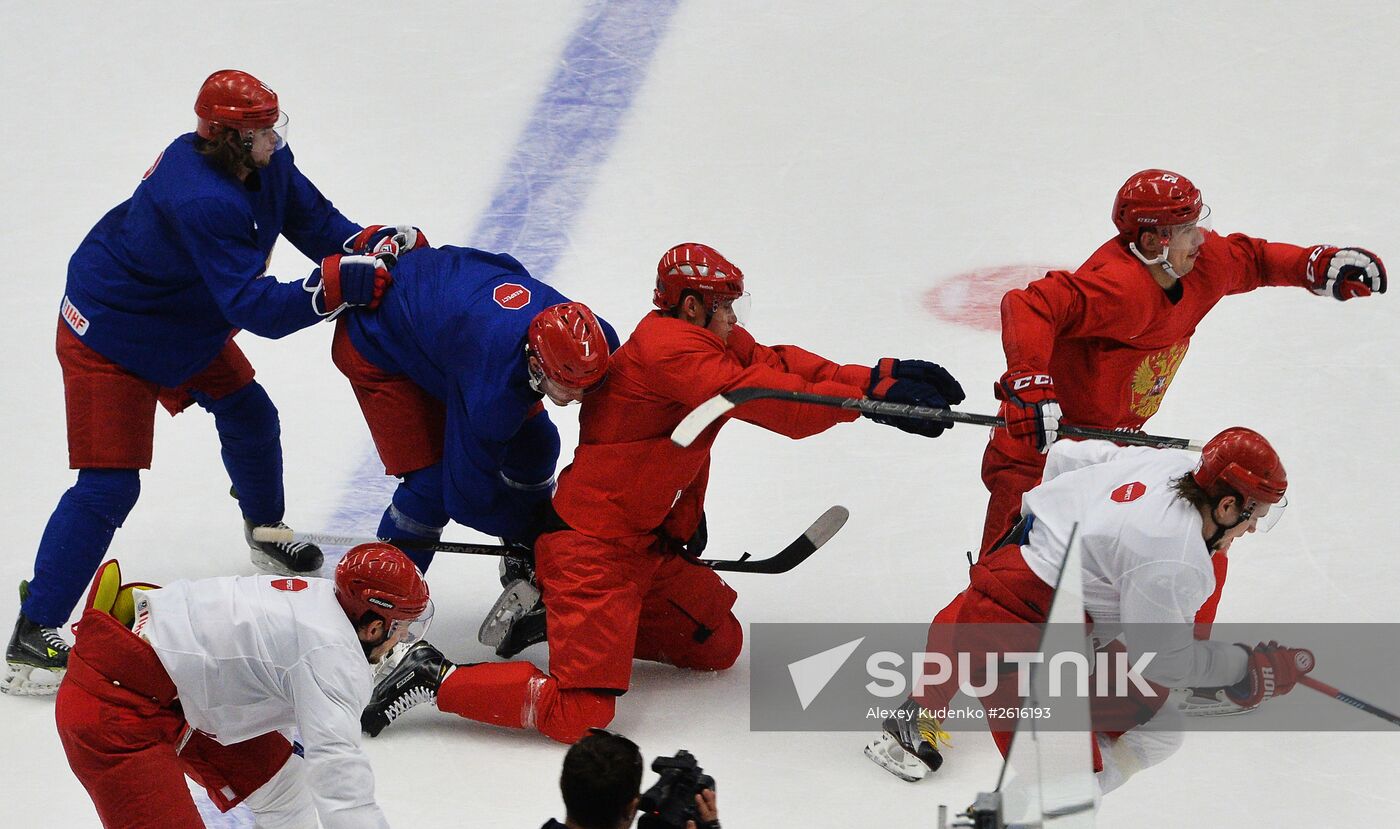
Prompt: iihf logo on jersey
<box><xmin>61</xmin><ymin>296</ymin><xmax>89</xmax><ymax>336</ymax></box>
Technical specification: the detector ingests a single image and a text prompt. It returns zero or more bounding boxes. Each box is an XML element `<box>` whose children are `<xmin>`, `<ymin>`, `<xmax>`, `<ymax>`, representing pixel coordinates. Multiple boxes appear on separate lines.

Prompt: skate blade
<box><xmin>1</xmin><ymin>661</ymin><xmax>65</xmax><ymax>696</ymax></box>
<box><xmin>477</xmin><ymin>579</ymin><xmax>541</xmax><ymax>648</ymax></box>
<box><xmin>1179</xmin><ymin>696</ymin><xmax>1259</xmax><ymax>717</ymax></box>
<box><xmin>864</xmin><ymin>733</ymin><xmax>930</xmax><ymax>783</ymax></box>
<box><xmin>372</xmin><ymin>642</ymin><xmax>410</xmax><ymax>682</ymax></box>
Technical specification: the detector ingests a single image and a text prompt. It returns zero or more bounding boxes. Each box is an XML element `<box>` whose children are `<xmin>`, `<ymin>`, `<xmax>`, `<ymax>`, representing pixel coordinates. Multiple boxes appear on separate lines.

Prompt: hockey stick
<box><xmin>250</xmin><ymin>505</ymin><xmax>848</xmax><ymax>575</ymax></box>
<box><xmin>1299</xmin><ymin>675</ymin><xmax>1400</xmax><ymax>728</ymax></box>
<box><xmin>670</xmin><ymin>387</ymin><xmax>1204</xmax><ymax>451</ymax></box>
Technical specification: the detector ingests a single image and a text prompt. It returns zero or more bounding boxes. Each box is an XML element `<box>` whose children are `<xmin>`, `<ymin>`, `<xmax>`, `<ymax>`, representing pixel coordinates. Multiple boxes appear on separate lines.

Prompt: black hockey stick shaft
<box><xmin>670</xmin><ymin>387</ymin><xmax>1202</xmax><ymax>451</ymax></box>
<box><xmin>1299</xmin><ymin>675</ymin><xmax>1400</xmax><ymax>728</ymax></box>
<box><xmin>251</xmin><ymin>505</ymin><xmax>848</xmax><ymax>575</ymax></box>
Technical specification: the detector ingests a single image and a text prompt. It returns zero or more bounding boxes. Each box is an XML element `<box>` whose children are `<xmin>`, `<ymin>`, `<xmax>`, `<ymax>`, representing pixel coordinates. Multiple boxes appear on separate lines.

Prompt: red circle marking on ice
<box><xmin>1110</xmin><ymin>482</ymin><xmax>1147</xmax><ymax>503</ymax></box>
<box><xmin>921</xmin><ymin>265</ymin><xmax>1062</xmax><ymax>331</ymax></box>
<box><xmin>493</xmin><ymin>282</ymin><xmax>532</xmax><ymax>310</ymax></box>
<box><xmin>272</xmin><ymin>578</ymin><xmax>309</xmax><ymax>592</ymax></box>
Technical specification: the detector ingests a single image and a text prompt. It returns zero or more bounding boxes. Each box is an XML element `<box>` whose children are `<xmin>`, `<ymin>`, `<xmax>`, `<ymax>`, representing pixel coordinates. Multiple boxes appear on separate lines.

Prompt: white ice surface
<box><xmin>3</xmin><ymin>2</ymin><xmax>1399</xmax><ymax>827</ymax></box>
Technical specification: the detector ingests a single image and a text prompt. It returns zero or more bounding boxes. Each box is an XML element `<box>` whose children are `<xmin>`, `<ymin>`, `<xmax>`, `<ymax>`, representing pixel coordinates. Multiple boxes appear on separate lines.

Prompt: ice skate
<box><xmin>362</xmin><ymin>640</ymin><xmax>453</xmax><ymax>737</ymax></box>
<box><xmin>864</xmin><ymin>698</ymin><xmax>950</xmax><ymax>782</ymax></box>
<box><xmin>3</xmin><ymin>581</ymin><xmax>70</xmax><ymax>696</ymax></box>
<box><xmin>245</xmin><ymin>520</ymin><xmax>324</xmax><ymax>576</ymax></box>
<box><xmin>478</xmin><ymin>552</ymin><xmax>547</xmax><ymax>658</ymax></box>
<box><xmin>1178</xmin><ymin>686</ymin><xmax>1260</xmax><ymax>717</ymax></box>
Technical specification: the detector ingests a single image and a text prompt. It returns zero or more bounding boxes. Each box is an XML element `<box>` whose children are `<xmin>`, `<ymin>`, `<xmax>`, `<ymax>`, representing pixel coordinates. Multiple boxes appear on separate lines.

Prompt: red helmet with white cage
<box><xmin>653</xmin><ymin>243</ymin><xmax>746</xmax><ymax>313</ymax></box>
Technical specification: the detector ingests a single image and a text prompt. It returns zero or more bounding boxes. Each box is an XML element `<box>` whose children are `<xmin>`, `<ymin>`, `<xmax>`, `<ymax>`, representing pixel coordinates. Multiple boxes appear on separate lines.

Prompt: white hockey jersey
<box><xmin>138</xmin><ymin>575</ymin><xmax>388</xmax><ymax>829</ymax></box>
<box><xmin>1018</xmin><ymin>440</ymin><xmax>1248</xmax><ymax>690</ymax></box>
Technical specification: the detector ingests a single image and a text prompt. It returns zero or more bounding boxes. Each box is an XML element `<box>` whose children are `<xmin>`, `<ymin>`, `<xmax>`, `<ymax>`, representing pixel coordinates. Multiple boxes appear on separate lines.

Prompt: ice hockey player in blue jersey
<box><xmin>331</xmin><ymin>244</ymin><xmax>618</xmax><ymax>658</ymax></box>
<box><xmin>3</xmin><ymin>69</ymin><xmax>423</xmax><ymax>696</ymax></box>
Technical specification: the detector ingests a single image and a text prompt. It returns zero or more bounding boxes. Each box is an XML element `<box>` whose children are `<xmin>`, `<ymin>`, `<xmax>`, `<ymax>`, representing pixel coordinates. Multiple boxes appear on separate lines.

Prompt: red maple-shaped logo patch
<box><xmin>272</xmin><ymin>578</ymin><xmax>309</xmax><ymax>592</ymax></box>
<box><xmin>1110</xmin><ymin>482</ymin><xmax>1146</xmax><ymax>503</ymax></box>
<box><xmin>493</xmin><ymin>282</ymin><xmax>531</xmax><ymax>310</ymax></box>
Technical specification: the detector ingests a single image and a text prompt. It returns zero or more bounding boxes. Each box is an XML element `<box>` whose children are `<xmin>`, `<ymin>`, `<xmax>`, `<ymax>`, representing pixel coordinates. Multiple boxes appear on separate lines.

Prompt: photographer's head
<box><xmin>560</xmin><ymin>730</ymin><xmax>644</xmax><ymax>829</ymax></box>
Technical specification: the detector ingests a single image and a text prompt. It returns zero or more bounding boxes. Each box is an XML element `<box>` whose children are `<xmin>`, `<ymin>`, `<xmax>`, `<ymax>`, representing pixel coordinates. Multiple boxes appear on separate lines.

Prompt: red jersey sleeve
<box><xmin>1202</xmin><ymin>231</ymin><xmax>1313</xmax><ymax>296</ymax></box>
<box><xmin>647</xmin><ymin>324</ymin><xmax>865</xmax><ymax>439</ymax></box>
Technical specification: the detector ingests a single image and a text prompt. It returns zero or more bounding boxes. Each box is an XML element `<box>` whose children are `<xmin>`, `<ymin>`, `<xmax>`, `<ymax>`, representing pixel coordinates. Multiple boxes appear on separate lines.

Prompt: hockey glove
<box><xmin>995</xmin><ymin>368</ymin><xmax>1062</xmax><ymax>453</ymax></box>
<box><xmin>344</xmin><ymin>224</ymin><xmax>430</xmax><ymax>261</ymax></box>
<box><xmin>1306</xmin><ymin>246</ymin><xmax>1386</xmax><ymax>300</ymax></box>
<box><xmin>866</xmin><ymin>376</ymin><xmax>956</xmax><ymax>439</ymax></box>
<box><xmin>308</xmin><ymin>253</ymin><xmax>394</xmax><ymax>318</ymax></box>
<box><xmin>871</xmin><ymin>359</ymin><xmax>966</xmax><ymax>406</ymax></box>
<box><xmin>1224</xmin><ymin>641</ymin><xmax>1315</xmax><ymax>708</ymax></box>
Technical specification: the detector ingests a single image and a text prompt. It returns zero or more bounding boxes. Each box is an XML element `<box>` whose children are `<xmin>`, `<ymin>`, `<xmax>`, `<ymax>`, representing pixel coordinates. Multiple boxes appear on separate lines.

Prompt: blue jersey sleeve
<box><xmin>176</xmin><ymin>196</ymin><xmax>322</xmax><ymax>339</ymax></box>
<box><xmin>280</xmin><ymin>151</ymin><xmax>362</xmax><ymax>261</ymax></box>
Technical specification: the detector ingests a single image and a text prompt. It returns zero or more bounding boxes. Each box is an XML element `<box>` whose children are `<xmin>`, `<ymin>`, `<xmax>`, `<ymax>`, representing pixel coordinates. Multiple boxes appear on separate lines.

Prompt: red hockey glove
<box><xmin>344</xmin><ymin>225</ymin><xmax>430</xmax><ymax>260</ymax></box>
<box><xmin>1225</xmin><ymin>641</ymin><xmax>1315</xmax><ymax>708</ymax></box>
<box><xmin>994</xmin><ymin>369</ymin><xmax>1061</xmax><ymax>453</ymax></box>
<box><xmin>311</xmin><ymin>253</ymin><xmax>394</xmax><ymax>317</ymax></box>
<box><xmin>1306</xmin><ymin>246</ymin><xmax>1386</xmax><ymax>300</ymax></box>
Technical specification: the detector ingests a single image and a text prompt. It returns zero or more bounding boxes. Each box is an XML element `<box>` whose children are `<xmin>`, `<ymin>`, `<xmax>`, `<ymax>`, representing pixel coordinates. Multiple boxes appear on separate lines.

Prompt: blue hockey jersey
<box><xmin>343</xmin><ymin>246</ymin><xmax>619</xmax><ymax>536</ymax></box>
<box><xmin>61</xmin><ymin>134</ymin><xmax>360</xmax><ymax>387</ymax></box>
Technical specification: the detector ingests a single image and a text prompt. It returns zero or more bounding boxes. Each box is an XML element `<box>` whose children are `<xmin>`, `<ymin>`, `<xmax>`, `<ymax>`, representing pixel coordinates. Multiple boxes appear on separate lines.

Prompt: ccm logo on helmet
<box><xmin>272</xmin><ymin>578</ymin><xmax>308</xmax><ymax>592</ymax></box>
<box><xmin>494</xmin><ymin>283</ymin><xmax>532</xmax><ymax>310</ymax></box>
<box><xmin>1111</xmin><ymin>482</ymin><xmax>1146</xmax><ymax>503</ymax></box>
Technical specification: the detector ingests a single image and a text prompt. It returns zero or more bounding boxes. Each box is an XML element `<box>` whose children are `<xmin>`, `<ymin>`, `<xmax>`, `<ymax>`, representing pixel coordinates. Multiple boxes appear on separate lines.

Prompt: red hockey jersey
<box><xmin>552</xmin><ymin>312</ymin><xmax>870</xmax><ymax>540</ymax></box>
<box><xmin>1000</xmin><ymin>232</ymin><xmax>1314</xmax><ymax>431</ymax></box>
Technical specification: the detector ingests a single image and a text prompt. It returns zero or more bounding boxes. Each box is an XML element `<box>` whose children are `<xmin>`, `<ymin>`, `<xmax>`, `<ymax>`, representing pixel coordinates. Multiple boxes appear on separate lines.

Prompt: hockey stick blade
<box><xmin>255</xmin><ymin>507</ymin><xmax>849</xmax><ymax>572</ymax></box>
<box><xmin>696</xmin><ymin>505</ymin><xmax>849</xmax><ymax>573</ymax></box>
<box><xmin>671</xmin><ymin>387</ymin><xmax>1202</xmax><ymax>451</ymax></box>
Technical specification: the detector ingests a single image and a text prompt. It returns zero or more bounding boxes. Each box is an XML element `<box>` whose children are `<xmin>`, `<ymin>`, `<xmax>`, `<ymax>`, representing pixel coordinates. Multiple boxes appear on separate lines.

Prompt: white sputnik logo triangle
<box><xmin>787</xmin><ymin>637</ymin><xmax>865</xmax><ymax>710</ymax></box>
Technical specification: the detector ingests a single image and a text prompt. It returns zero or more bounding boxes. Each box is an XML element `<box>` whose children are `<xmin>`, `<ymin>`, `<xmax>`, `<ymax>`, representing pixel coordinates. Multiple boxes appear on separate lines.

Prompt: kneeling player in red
<box><xmin>868</xmin><ymin>428</ymin><xmax>1314</xmax><ymax>793</ymax></box>
<box><xmin>359</xmin><ymin>241</ymin><xmax>966</xmax><ymax>743</ymax></box>
<box><xmin>55</xmin><ymin>544</ymin><xmax>429</xmax><ymax>828</ymax></box>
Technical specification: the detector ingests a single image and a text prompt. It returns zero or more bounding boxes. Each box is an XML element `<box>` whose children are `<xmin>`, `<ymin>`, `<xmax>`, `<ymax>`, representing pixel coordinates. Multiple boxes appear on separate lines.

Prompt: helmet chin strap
<box><xmin>1128</xmin><ymin>241</ymin><xmax>1185</xmax><ymax>281</ymax></box>
<box><xmin>1206</xmin><ymin>500</ymin><xmax>1257</xmax><ymax>551</ymax></box>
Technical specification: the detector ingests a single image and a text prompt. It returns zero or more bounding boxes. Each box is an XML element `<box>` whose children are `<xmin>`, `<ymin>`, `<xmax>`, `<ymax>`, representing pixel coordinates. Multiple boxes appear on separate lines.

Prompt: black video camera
<box><xmin>637</xmin><ymin>750</ymin><xmax>715</xmax><ymax>829</ymax></box>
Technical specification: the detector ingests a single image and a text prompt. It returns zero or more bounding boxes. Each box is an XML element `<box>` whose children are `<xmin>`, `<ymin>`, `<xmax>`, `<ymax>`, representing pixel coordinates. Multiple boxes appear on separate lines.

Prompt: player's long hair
<box><xmin>195</xmin><ymin>131</ymin><xmax>254</xmax><ymax>180</ymax></box>
<box><xmin>1170</xmin><ymin>472</ymin><xmax>1238</xmax><ymax>511</ymax></box>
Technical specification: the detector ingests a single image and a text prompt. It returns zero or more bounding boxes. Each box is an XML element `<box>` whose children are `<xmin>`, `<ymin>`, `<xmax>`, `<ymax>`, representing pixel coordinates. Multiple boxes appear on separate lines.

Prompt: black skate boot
<box><xmin>3</xmin><ymin>581</ymin><xmax>71</xmax><ymax>696</ymax></box>
<box><xmin>864</xmin><ymin>697</ymin><xmax>950</xmax><ymax>782</ymax></box>
<box><xmin>362</xmin><ymin>640</ymin><xmax>453</xmax><ymax>737</ymax></box>
<box><xmin>245</xmin><ymin>520</ymin><xmax>324</xmax><ymax>575</ymax></box>
<box><xmin>478</xmin><ymin>543</ymin><xmax>547</xmax><ymax>658</ymax></box>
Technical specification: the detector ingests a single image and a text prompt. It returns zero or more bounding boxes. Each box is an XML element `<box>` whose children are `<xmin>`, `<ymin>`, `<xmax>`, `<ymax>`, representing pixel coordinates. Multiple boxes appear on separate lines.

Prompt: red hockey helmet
<box><xmin>653</xmin><ymin>243</ymin><xmax>746</xmax><ymax>312</ymax></box>
<box><xmin>527</xmin><ymin>302</ymin><xmax>611</xmax><ymax>390</ymax></box>
<box><xmin>1193</xmin><ymin>427</ymin><xmax>1287</xmax><ymax>505</ymax></box>
<box><xmin>334</xmin><ymin>542</ymin><xmax>431</xmax><ymax>624</ymax></box>
<box><xmin>194</xmin><ymin>70</ymin><xmax>280</xmax><ymax>139</ymax></box>
<box><xmin>1112</xmin><ymin>169</ymin><xmax>1204</xmax><ymax>240</ymax></box>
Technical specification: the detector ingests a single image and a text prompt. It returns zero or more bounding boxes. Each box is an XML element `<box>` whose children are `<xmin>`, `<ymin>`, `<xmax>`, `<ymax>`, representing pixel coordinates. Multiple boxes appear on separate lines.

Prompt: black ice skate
<box><xmin>362</xmin><ymin>640</ymin><xmax>453</xmax><ymax>737</ymax></box>
<box><xmin>3</xmin><ymin>581</ymin><xmax>71</xmax><ymax>696</ymax></box>
<box><xmin>478</xmin><ymin>548</ymin><xmax>548</xmax><ymax>658</ymax></box>
<box><xmin>864</xmin><ymin>698</ymin><xmax>951</xmax><ymax>782</ymax></box>
<box><xmin>245</xmin><ymin>520</ymin><xmax>324</xmax><ymax>576</ymax></box>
